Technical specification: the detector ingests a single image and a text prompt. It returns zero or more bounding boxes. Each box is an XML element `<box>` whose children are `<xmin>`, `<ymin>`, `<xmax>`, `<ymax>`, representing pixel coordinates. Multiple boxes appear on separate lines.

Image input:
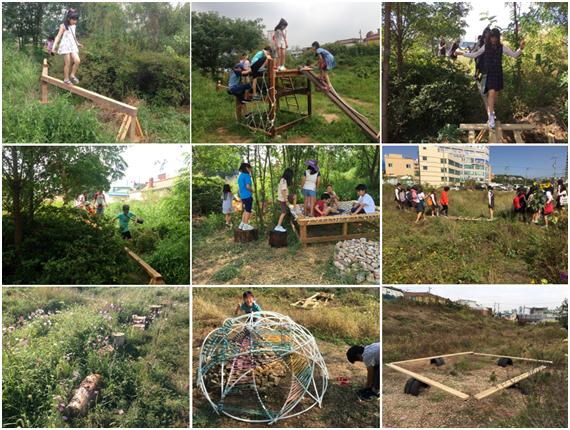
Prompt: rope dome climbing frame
<box><xmin>197</xmin><ymin>311</ymin><xmax>329</xmax><ymax>424</ymax></box>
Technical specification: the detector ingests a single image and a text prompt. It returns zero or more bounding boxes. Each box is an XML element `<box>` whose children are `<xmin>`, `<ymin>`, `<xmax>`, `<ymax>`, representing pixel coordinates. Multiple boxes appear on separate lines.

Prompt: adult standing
<box><xmin>93</xmin><ymin>190</ymin><xmax>107</xmax><ymax>215</ymax></box>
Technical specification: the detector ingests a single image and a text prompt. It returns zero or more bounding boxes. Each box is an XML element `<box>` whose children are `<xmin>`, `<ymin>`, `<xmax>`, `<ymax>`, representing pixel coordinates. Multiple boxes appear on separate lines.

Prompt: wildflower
<box><xmin>62</xmin><ymin>416</ymin><xmax>68</xmax><ymax>421</ymax></box>
<box><xmin>117</xmin><ymin>409</ymin><xmax>124</xmax><ymax>415</ymax></box>
<box><xmin>57</xmin><ymin>403</ymin><xmax>66</xmax><ymax>413</ymax></box>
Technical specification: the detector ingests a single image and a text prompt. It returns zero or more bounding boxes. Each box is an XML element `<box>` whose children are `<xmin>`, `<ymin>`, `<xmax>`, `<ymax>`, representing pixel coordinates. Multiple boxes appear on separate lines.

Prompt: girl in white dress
<box><xmin>52</xmin><ymin>8</ymin><xmax>83</xmax><ymax>85</ymax></box>
<box><xmin>273</xmin><ymin>18</ymin><xmax>288</xmax><ymax>70</ymax></box>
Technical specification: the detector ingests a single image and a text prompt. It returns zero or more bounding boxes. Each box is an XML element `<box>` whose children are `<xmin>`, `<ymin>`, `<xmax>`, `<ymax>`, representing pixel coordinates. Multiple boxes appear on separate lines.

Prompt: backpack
<box><xmin>426</xmin><ymin>195</ymin><xmax>433</xmax><ymax>206</ymax></box>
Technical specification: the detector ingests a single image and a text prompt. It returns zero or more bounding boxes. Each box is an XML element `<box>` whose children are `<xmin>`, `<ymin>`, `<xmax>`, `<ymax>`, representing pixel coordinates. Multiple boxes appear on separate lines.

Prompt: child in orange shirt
<box><xmin>440</xmin><ymin>186</ymin><xmax>449</xmax><ymax>217</ymax></box>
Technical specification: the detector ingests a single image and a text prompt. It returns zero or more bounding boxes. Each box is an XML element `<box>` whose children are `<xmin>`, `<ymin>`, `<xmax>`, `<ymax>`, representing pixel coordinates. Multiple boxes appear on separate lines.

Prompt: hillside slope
<box><xmin>382</xmin><ymin>299</ymin><xmax>567</xmax><ymax>428</ymax></box>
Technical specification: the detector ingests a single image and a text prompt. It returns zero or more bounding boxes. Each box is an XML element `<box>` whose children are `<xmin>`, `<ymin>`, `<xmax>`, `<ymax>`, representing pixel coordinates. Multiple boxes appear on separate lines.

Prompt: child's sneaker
<box><xmin>63</xmin><ymin>79</ymin><xmax>73</xmax><ymax>85</ymax></box>
<box><xmin>278</xmin><ymin>65</ymin><xmax>286</xmax><ymax>71</ymax></box>
<box><xmin>70</xmin><ymin>76</ymin><xmax>80</xmax><ymax>84</ymax></box>
<box><xmin>488</xmin><ymin>112</ymin><xmax>496</xmax><ymax>129</ymax></box>
<box><xmin>252</xmin><ymin>94</ymin><xmax>262</xmax><ymax>101</ymax></box>
<box><xmin>357</xmin><ymin>388</ymin><xmax>379</xmax><ymax>402</ymax></box>
<box><xmin>274</xmin><ymin>225</ymin><xmax>286</xmax><ymax>232</ymax></box>
<box><xmin>238</xmin><ymin>222</ymin><xmax>244</xmax><ymax>229</ymax></box>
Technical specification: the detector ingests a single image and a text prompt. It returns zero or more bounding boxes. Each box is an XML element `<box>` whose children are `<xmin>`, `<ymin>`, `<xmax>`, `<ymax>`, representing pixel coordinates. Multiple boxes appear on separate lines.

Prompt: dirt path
<box><xmin>192</xmin><ymin>337</ymin><xmax>379</xmax><ymax>428</ymax></box>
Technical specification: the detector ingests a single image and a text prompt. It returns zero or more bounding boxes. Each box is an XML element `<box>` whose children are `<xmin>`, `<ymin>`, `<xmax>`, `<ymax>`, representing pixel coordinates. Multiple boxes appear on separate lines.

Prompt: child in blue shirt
<box><xmin>311</xmin><ymin>41</ymin><xmax>336</xmax><ymax>91</ymax></box>
<box><xmin>237</xmin><ymin>162</ymin><xmax>254</xmax><ymax>231</ymax></box>
<box><xmin>234</xmin><ymin>291</ymin><xmax>262</xmax><ymax>315</ymax></box>
<box><xmin>115</xmin><ymin>204</ymin><xmax>139</xmax><ymax>240</ymax></box>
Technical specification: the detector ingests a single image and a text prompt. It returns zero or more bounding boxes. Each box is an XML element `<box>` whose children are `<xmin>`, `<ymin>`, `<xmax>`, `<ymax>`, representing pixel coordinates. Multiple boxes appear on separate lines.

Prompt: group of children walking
<box><xmin>223</xmin><ymin>159</ymin><xmax>376</xmax><ymax>233</ymax></box>
<box><xmin>394</xmin><ymin>180</ymin><xmax>566</xmax><ymax>227</ymax></box>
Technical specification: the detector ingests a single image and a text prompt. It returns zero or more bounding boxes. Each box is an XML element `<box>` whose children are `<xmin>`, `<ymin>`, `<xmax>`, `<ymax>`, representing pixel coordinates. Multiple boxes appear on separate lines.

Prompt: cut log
<box><xmin>150</xmin><ymin>305</ymin><xmax>162</xmax><ymax>316</ymax></box>
<box><xmin>133</xmin><ymin>323</ymin><xmax>146</xmax><ymax>331</ymax></box>
<box><xmin>234</xmin><ymin>228</ymin><xmax>259</xmax><ymax>243</ymax></box>
<box><xmin>112</xmin><ymin>332</ymin><xmax>125</xmax><ymax>348</ymax></box>
<box><xmin>268</xmin><ymin>230</ymin><xmax>288</xmax><ymax>248</ymax></box>
<box><xmin>66</xmin><ymin>374</ymin><xmax>102</xmax><ymax>417</ymax></box>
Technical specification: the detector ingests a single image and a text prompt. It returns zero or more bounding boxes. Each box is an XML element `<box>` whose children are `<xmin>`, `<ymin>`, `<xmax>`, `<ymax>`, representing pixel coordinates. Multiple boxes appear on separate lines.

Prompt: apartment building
<box><xmin>384</xmin><ymin>153</ymin><xmax>419</xmax><ymax>179</ymax></box>
<box><xmin>418</xmin><ymin>145</ymin><xmax>491</xmax><ymax>186</ymax></box>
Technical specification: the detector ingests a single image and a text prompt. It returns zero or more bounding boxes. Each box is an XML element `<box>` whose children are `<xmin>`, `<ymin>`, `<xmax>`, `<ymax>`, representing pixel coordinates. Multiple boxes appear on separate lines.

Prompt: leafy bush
<box><xmin>192</xmin><ymin>175</ymin><xmax>225</xmax><ymax>216</ymax></box>
<box><xmin>2</xmin><ymin>207</ymin><xmax>135</xmax><ymax>285</ymax></box>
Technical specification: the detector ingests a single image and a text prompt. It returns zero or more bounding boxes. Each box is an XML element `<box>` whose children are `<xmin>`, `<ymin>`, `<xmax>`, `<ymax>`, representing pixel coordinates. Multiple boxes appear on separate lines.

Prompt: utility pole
<box><xmin>525</xmin><ymin>167</ymin><xmax>530</xmax><ymax>187</ymax></box>
<box><xmin>552</xmin><ymin>156</ymin><xmax>558</xmax><ymax>180</ymax></box>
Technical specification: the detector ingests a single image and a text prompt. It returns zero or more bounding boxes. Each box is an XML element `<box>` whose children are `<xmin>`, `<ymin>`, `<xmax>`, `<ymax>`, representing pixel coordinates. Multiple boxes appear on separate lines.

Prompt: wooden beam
<box><xmin>40</xmin><ymin>59</ymin><xmax>49</xmax><ymax>104</ymax></box>
<box><xmin>124</xmin><ymin>247</ymin><xmax>165</xmax><ymax>285</ymax></box>
<box><xmin>513</xmin><ymin>130</ymin><xmax>524</xmax><ymax>143</ymax></box>
<box><xmin>41</xmin><ymin>74</ymin><xmax>138</xmax><ymax>116</ymax></box>
<box><xmin>275</xmin><ymin>69</ymin><xmax>304</xmax><ymax>77</ymax></box>
<box><xmin>472</xmin><ymin>353</ymin><xmax>553</xmax><ymax>364</ymax></box>
<box><xmin>302</xmin><ymin>232</ymin><xmax>377</xmax><ymax>245</ymax></box>
<box><xmin>390</xmin><ymin>351</ymin><xmax>474</xmax><ymax>365</ymax></box>
<box><xmin>276</xmin><ymin>88</ymin><xmax>309</xmax><ymax>98</ymax></box>
<box><xmin>386</xmin><ymin>363</ymin><xmax>471</xmax><ymax>400</ymax></box>
<box><xmin>274</xmin><ymin>116</ymin><xmax>309</xmax><ymax>134</ymax></box>
<box><xmin>473</xmin><ymin>365</ymin><xmax>548</xmax><ymax>400</ymax></box>
<box><xmin>460</xmin><ymin>123</ymin><xmax>534</xmax><ymax>131</ymax></box>
<box><xmin>495</xmin><ymin>121</ymin><xmax>503</xmax><ymax>142</ymax></box>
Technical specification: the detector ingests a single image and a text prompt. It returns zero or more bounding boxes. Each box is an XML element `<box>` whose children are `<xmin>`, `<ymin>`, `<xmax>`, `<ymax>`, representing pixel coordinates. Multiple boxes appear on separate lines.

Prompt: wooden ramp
<box><xmin>40</xmin><ymin>59</ymin><xmax>144</xmax><ymax>142</ymax></box>
<box><xmin>301</xmin><ymin>69</ymin><xmax>380</xmax><ymax>142</ymax></box>
<box><xmin>460</xmin><ymin>122</ymin><xmax>538</xmax><ymax>143</ymax></box>
<box><xmin>124</xmin><ymin>247</ymin><xmax>165</xmax><ymax>285</ymax></box>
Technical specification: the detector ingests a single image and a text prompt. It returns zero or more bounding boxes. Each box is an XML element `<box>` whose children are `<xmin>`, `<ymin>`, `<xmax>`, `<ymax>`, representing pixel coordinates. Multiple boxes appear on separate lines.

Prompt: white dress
<box><xmin>274</xmin><ymin>29</ymin><xmax>287</xmax><ymax>49</ymax></box>
<box><xmin>58</xmin><ymin>24</ymin><xmax>79</xmax><ymax>54</ymax></box>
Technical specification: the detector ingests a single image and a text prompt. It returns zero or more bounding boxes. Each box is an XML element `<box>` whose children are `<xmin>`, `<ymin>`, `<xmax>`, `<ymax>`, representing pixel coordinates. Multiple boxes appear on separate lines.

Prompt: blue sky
<box><xmin>383</xmin><ymin>146</ymin><xmax>568</xmax><ymax>178</ymax></box>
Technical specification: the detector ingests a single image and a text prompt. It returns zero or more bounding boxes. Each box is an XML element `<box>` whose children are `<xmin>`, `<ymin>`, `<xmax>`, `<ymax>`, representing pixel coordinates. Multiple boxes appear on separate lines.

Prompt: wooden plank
<box><xmin>299</xmin><ymin>224</ymin><xmax>307</xmax><ymax>245</ymax></box>
<box><xmin>303</xmin><ymin>232</ymin><xmax>377</xmax><ymax>244</ymax></box>
<box><xmin>275</xmin><ymin>69</ymin><xmax>303</xmax><ymax>77</ymax></box>
<box><xmin>276</xmin><ymin>88</ymin><xmax>309</xmax><ymax>98</ymax></box>
<box><xmin>41</xmin><ymin>74</ymin><xmax>138</xmax><ymax>116</ymax></box>
<box><xmin>460</xmin><ymin>123</ymin><xmax>534</xmax><ymax>131</ymax></box>
<box><xmin>274</xmin><ymin>116</ymin><xmax>309</xmax><ymax>134</ymax></box>
<box><xmin>268</xmin><ymin>58</ymin><xmax>277</xmax><ymax>137</ymax></box>
<box><xmin>390</xmin><ymin>351</ymin><xmax>474</xmax><ymax>365</ymax></box>
<box><xmin>386</xmin><ymin>363</ymin><xmax>471</xmax><ymax>400</ymax></box>
<box><xmin>488</xmin><ymin>127</ymin><xmax>498</xmax><ymax>143</ymax></box>
<box><xmin>495</xmin><ymin>121</ymin><xmax>503</xmax><ymax>142</ymax></box>
<box><xmin>475</xmin><ymin>129</ymin><xmax>486</xmax><ymax>143</ymax></box>
<box><xmin>547</xmin><ymin>132</ymin><xmax>555</xmax><ymax>143</ymax></box>
<box><xmin>128</xmin><ymin>114</ymin><xmax>136</xmax><ymax>141</ymax></box>
<box><xmin>124</xmin><ymin>246</ymin><xmax>165</xmax><ymax>285</ymax></box>
<box><xmin>513</xmin><ymin>130</ymin><xmax>523</xmax><ymax>143</ymax></box>
<box><xmin>473</xmin><ymin>365</ymin><xmax>548</xmax><ymax>400</ymax></box>
<box><xmin>116</xmin><ymin>114</ymin><xmax>128</xmax><ymax>141</ymax></box>
<box><xmin>472</xmin><ymin>353</ymin><xmax>553</xmax><ymax>364</ymax></box>
<box><xmin>342</xmin><ymin>222</ymin><xmax>348</xmax><ymax>239</ymax></box>
<box><xmin>135</xmin><ymin>117</ymin><xmax>145</xmax><ymax>140</ymax></box>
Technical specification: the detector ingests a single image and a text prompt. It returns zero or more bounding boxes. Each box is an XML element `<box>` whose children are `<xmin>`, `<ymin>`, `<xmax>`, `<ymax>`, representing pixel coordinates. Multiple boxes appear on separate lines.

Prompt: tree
<box><xmin>2</xmin><ymin>146</ymin><xmax>126</xmax><ymax>252</ymax></box>
<box><xmin>192</xmin><ymin>146</ymin><xmax>243</xmax><ymax>178</ymax></box>
<box><xmin>191</xmin><ymin>11</ymin><xmax>265</xmax><ymax>75</ymax></box>
<box><xmin>555</xmin><ymin>298</ymin><xmax>568</xmax><ymax>329</ymax></box>
<box><xmin>382</xmin><ymin>2</ymin><xmax>392</xmax><ymax>143</ymax></box>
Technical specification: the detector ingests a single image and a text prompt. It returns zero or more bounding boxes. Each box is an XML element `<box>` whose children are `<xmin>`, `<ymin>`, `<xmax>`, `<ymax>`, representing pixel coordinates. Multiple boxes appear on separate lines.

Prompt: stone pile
<box><xmin>333</xmin><ymin>238</ymin><xmax>380</xmax><ymax>284</ymax></box>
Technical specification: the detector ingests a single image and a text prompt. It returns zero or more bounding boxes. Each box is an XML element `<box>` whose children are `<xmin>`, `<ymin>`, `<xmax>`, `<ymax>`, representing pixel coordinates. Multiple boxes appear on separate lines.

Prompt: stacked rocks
<box><xmin>333</xmin><ymin>238</ymin><xmax>380</xmax><ymax>284</ymax></box>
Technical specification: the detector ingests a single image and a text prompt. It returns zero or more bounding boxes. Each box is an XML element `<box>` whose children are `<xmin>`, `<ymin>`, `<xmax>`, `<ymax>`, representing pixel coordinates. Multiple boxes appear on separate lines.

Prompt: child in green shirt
<box><xmin>115</xmin><ymin>204</ymin><xmax>138</xmax><ymax>240</ymax></box>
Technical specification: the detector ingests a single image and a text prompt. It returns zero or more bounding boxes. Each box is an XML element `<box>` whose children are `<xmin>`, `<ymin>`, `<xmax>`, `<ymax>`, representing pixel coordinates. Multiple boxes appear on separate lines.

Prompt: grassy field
<box><xmin>382</xmin><ymin>299</ymin><xmax>568</xmax><ymax>428</ymax></box>
<box><xmin>192</xmin><ymin>287</ymin><xmax>380</xmax><ymax>428</ymax></box>
<box><xmin>191</xmin><ymin>65</ymin><xmax>379</xmax><ymax>143</ymax></box>
<box><xmin>192</xmin><ymin>213</ymin><xmax>379</xmax><ymax>285</ymax></box>
<box><xmin>382</xmin><ymin>185</ymin><xmax>568</xmax><ymax>284</ymax></box>
<box><xmin>2</xmin><ymin>287</ymin><xmax>189</xmax><ymax>428</ymax></box>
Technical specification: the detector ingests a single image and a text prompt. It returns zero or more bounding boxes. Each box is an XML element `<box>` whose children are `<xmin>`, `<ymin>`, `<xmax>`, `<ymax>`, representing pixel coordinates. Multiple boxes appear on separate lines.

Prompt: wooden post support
<box><xmin>307</xmin><ymin>80</ymin><xmax>312</xmax><ymax>116</ymax></box>
<box><xmin>234</xmin><ymin>228</ymin><xmax>259</xmax><ymax>243</ymax></box>
<box><xmin>40</xmin><ymin>59</ymin><xmax>49</xmax><ymax>104</ymax></box>
<box><xmin>268</xmin><ymin>58</ymin><xmax>277</xmax><ymax>136</ymax></box>
<box><xmin>342</xmin><ymin>222</ymin><xmax>348</xmax><ymax>239</ymax></box>
<box><xmin>299</xmin><ymin>224</ymin><xmax>308</xmax><ymax>245</ymax></box>
<box><xmin>268</xmin><ymin>230</ymin><xmax>288</xmax><ymax>248</ymax></box>
<box><xmin>112</xmin><ymin>332</ymin><xmax>125</xmax><ymax>348</ymax></box>
<box><xmin>66</xmin><ymin>374</ymin><xmax>102</xmax><ymax>417</ymax></box>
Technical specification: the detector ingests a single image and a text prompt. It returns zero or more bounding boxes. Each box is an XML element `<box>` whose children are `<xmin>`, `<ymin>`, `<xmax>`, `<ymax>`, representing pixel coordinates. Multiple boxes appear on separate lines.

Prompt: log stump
<box><xmin>66</xmin><ymin>373</ymin><xmax>102</xmax><ymax>417</ymax></box>
<box><xmin>234</xmin><ymin>228</ymin><xmax>259</xmax><ymax>243</ymax></box>
<box><xmin>268</xmin><ymin>230</ymin><xmax>288</xmax><ymax>248</ymax></box>
<box><xmin>112</xmin><ymin>332</ymin><xmax>125</xmax><ymax>348</ymax></box>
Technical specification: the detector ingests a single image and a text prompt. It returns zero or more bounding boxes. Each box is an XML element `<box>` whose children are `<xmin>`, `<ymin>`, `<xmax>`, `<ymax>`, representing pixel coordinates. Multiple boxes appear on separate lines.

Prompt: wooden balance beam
<box><xmin>124</xmin><ymin>247</ymin><xmax>165</xmax><ymax>285</ymax></box>
<box><xmin>40</xmin><ymin>59</ymin><xmax>144</xmax><ymax>142</ymax></box>
<box><xmin>460</xmin><ymin>122</ymin><xmax>534</xmax><ymax>143</ymax></box>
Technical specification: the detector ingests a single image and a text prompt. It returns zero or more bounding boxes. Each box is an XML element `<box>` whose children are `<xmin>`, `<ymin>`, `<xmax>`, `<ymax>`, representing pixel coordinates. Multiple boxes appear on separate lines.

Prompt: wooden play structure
<box><xmin>40</xmin><ymin>59</ymin><xmax>144</xmax><ymax>142</ymax></box>
<box><xmin>218</xmin><ymin>59</ymin><xmax>379</xmax><ymax>142</ymax></box>
<box><xmin>386</xmin><ymin>351</ymin><xmax>552</xmax><ymax>401</ymax></box>
<box><xmin>460</xmin><ymin>122</ymin><xmax>554</xmax><ymax>143</ymax></box>
<box><xmin>124</xmin><ymin>247</ymin><xmax>164</xmax><ymax>285</ymax></box>
<box><xmin>290</xmin><ymin>292</ymin><xmax>334</xmax><ymax>309</ymax></box>
<box><xmin>288</xmin><ymin>202</ymin><xmax>380</xmax><ymax>245</ymax></box>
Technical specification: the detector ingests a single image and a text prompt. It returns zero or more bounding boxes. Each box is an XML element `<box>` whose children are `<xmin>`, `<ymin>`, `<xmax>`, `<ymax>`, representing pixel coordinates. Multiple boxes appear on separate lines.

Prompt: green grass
<box><xmin>2</xmin><ymin>287</ymin><xmax>189</xmax><ymax>428</ymax></box>
<box><xmin>191</xmin><ymin>64</ymin><xmax>379</xmax><ymax>143</ymax></box>
<box><xmin>382</xmin><ymin>185</ymin><xmax>568</xmax><ymax>284</ymax></box>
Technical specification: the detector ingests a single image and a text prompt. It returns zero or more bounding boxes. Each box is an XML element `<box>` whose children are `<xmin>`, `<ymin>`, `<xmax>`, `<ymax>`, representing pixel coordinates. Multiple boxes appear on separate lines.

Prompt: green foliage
<box><xmin>2</xmin><ymin>207</ymin><xmax>134</xmax><ymax>285</ymax></box>
<box><xmin>191</xmin><ymin>11</ymin><xmax>265</xmax><ymax>74</ymax></box>
<box><xmin>192</xmin><ymin>175</ymin><xmax>225</xmax><ymax>216</ymax></box>
<box><xmin>2</xmin><ymin>287</ymin><xmax>189</xmax><ymax>428</ymax></box>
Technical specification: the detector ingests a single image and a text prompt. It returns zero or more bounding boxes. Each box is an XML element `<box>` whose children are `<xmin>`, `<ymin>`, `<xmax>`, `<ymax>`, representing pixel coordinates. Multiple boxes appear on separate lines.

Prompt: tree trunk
<box><xmin>66</xmin><ymin>374</ymin><xmax>102</xmax><ymax>418</ymax></box>
<box><xmin>396</xmin><ymin>3</ymin><xmax>404</xmax><ymax>78</ymax></box>
<box><xmin>513</xmin><ymin>2</ymin><xmax>522</xmax><ymax>92</ymax></box>
<box><xmin>11</xmin><ymin>147</ymin><xmax>23</xmax><ymax>254</ymax></box>
<box><xmin>381</xmin><ymin>3</ymin><xmax>392</xmax><ymax>143</ymax></box>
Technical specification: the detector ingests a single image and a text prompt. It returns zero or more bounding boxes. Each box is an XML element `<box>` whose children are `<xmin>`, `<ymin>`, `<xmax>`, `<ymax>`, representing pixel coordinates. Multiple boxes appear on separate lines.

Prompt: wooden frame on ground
<box><xmin>386</xmin><ymin>351</ymin><xmax>552</xmax><ymax>401</ymax></box>
<box><xmin>124</xmin><ymin>247</ymin><xmax>165</xmax><ymax>285</ymax></box>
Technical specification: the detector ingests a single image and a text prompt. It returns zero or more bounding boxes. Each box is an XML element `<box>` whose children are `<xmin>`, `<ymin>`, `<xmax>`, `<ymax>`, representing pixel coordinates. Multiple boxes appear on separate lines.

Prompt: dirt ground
<box><xmin>382</xmin><ymin>357</ymin><xmax>532</xmax><ymax>428</ymax></box>
<box><xmin>192</xmin><ymin>331</ymin><xmax>379</xmax><ymax>428</ymax></box>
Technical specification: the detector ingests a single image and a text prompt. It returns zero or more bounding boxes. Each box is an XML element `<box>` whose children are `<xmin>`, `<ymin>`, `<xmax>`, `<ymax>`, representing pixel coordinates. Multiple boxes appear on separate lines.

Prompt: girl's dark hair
<box><xmin>444</xmin><ymin>186</ymin><xmax>450</xmax><ymax>191</ymax></box>
<box><xmin>63</xmin><ymin>8</ymin><xmax>79</xmax><ymax>29</ymax></box>
<box><xmin>239</xmin><ymin>162</ymin><xmax>252</xmax><ymax>173</ymax></box>
<box><xmin>307</xmin><ymin>166</ymin><xmax>316</xmax><ymax>174</ymax></box>
<box><xmin>275</xmin><ymin>18</ymin><xmax>288</xmax><ymax>31</ymax></box>
<box><xmin>312</xmin><ymin>41</ymin><xmax>320</xmax><ymax>49</ymax></box>
<box><xmin>281</xmin><ymin>168</ymin><xmax>294</xmax><ymax>187</ymax></box>
<box><xmin>223</xmin><ymin>184</ymin><xmax>231</xmax><ymax>198</ymax></box>
<box><xmin>242</xmin><ymin>291</ymin><xmax>254</xmax><ymax>299</ymax></box>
